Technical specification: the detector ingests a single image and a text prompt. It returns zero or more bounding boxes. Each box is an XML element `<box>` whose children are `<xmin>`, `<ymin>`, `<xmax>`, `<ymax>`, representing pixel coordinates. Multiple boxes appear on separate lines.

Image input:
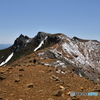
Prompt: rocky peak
<box><xmin>72</xmin><ymin>36</ymin><xmax>90</xmax><ymax>42</ymax></box>
<box><xmin>35</xmin><ymin>32</ymin><xmax>51</xmax><ymax>41</ymax></box>
<box><xmin>33</xmin><ymin>32</ymin><xmax>61</xmax><ymax>48</ymax></box>
<box><xmin>11</xmin><ymin>32</ymin><xmax>61</xmax><ymax>53</ymax></box>
<box><xmin>12</xmin><ymin>34</ymin><xmax>30</xmax><ymax>52</ymax></box>
<box><xmin>37</xmin><ymin>31</ymin><xmax>51</xmax><ymax>37</ymax></box>
<box><xmin>18</xmin><ymin>34</ymin><xmax>29</xmax><ymax>40</ymax></box>
<box><xmin>73</xmin><ymin>36</ymin><xmax>80</xmax><ymax>40</ymax></box>
<box><xmin>19</xmin><ymin>34</ymin><xmax>24</xmax><ymax>38</ymax></box>
<box><xmin>0</xmin><ymin>31</ymin><xmax>100</xmax><ymax>83</ymax></box>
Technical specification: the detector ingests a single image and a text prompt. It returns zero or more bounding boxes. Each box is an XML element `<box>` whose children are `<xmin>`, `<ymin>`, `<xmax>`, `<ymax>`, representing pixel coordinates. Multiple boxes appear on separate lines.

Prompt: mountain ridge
<box><xmin>0</xmin><ymin>32</ymin><xmax>100</xmax><ymax>83</ymax></box>
<box><xmin>0</xmin><ymin>32</ymin><xmax>100</xmax><ymax>100</ymax></box>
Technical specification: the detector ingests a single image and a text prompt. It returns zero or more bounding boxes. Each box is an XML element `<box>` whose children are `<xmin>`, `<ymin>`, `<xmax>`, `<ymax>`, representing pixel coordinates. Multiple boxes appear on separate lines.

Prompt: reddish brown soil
<box><xmin>0</xmin><ymin>52</ymin><xmax>100</xmax><ymax>100</ymax></box>
<box><xmin>0</xmin><ymin>64</ymin><xmax>100</xmax><ymax>100</ymax></box>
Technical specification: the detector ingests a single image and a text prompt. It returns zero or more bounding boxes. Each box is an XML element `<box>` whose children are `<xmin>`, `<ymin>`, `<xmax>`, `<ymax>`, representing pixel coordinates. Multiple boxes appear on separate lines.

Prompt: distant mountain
<box><xmin>0</xmin><ymin>44</ymin><xmax>12</xmax><ymax>50</ymax></box>
<box><xmin>0</xmin><ymin>32</ymin><xmax>100</xmax><ymax>83</ymax></box>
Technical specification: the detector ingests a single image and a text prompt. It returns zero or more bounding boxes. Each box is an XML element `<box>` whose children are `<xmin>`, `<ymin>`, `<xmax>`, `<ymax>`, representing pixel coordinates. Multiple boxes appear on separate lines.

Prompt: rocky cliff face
<box><xmin>0</xmin><ymin>32</ymin><xmax>100</xmax><ymax>83</ymax></box>
<box><xmin>12</xmin><ymin>34</ymin><xmax>31</xmax><ymax>52</ymax></box>
<box><xmin>35</xmin><ymin>32</ymin><xmax>100</xmax><ymax>83</ymax></box>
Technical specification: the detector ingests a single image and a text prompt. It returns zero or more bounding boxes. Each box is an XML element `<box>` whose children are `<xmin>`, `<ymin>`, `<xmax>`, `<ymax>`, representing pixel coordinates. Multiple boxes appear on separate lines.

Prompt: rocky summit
<box><xmin>0</xmin><ymin>32</ymin><xmax>100</xmax><ymax>100</ymax></box>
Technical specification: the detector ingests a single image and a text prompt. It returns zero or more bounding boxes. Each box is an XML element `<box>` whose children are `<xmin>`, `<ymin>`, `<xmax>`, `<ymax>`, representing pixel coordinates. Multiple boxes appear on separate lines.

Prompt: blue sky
<box><xmin>0</xmin><ymin>0</ymin><xmax>100</xmax><ymax>44</ymax></box>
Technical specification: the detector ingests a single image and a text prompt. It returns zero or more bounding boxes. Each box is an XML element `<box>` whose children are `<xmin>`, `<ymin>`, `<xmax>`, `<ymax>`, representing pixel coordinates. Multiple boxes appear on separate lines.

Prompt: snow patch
<box><xmin>79</xmin><ymin>72</ymin><xmax>82</xmax><ymax>77</ymax></box>
<box><xmin>0</xmin><ymin>52</ymin><xmax>14</xmax><ymax>66</ymax></box>
<box><xmin>26</xmin><ymin>39</ymin><xmax>30</xmax><ymax>43</ymax></box>
<box><xmin>25</xmin><ymin>39</ymin><xmax>32</xmax><ymax>47</ymax></box>
<box><xmin>44</xmin><ymin>63</ymin><xmax>50</xmax><ymax>66</ymax></box>
<box><xmin>34</xmin><ymin>36</ymin><xmax>48</xmax><ymax>51</ymax></box>
<box><xmin>38</xmin><ymin>52</ymin><xmax>44</xmax><ymax>56</ymax></box>
<box><xmin>61</xmin><ymin>41</ymin><xmax>96</xmax><ymax>67</ymax></box>
<box><xmin>62</xmin><ymin>42</ymin><xmax>86</xmax><ymax>65</ymax></box>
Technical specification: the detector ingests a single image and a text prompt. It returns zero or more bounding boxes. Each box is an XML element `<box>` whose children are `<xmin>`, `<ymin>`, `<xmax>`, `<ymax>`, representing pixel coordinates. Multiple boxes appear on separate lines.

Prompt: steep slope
<box><xmin>0</xmin><ymin>32</ymin><xmax>100</xmax><ymax>100</ymax></box>
<box><xmin>45</xmin><ymin>34</ymin><xmax>100</xmax><ymax>83</ymax></box>
<box><xmin>0</xmin><ymin>32</ymin><xmax>60</xmax><ymax>65</ymax></box>
<box><xmin>0</xmin><ymin>56</ymin><xmax>100</xmax><ymax>100</ymax></box>
<box><xmin>0</xmin><ymin>46</ymin><xmax>13</xmax><ymax>66</ymax></box>
<box><xmin>0</xmin><ymin>32</ymin><xmax>100</xmax><ymax>83</ymax></box>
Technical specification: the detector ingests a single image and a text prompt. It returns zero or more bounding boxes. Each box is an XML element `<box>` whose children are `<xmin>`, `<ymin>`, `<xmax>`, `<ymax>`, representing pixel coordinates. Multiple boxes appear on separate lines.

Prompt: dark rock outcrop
<box><xmin>12</xmin><ymin>34</ymin><xmax>30</xmax><ymax>52</ymax></box>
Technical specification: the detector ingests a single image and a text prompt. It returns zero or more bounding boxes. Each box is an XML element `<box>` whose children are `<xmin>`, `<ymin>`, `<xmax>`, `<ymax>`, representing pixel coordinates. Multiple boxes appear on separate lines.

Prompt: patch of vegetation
<box><xmin>0</xmin><ymin>46</ymin><xmax>12</xmax><ymax>63</ymax></box>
